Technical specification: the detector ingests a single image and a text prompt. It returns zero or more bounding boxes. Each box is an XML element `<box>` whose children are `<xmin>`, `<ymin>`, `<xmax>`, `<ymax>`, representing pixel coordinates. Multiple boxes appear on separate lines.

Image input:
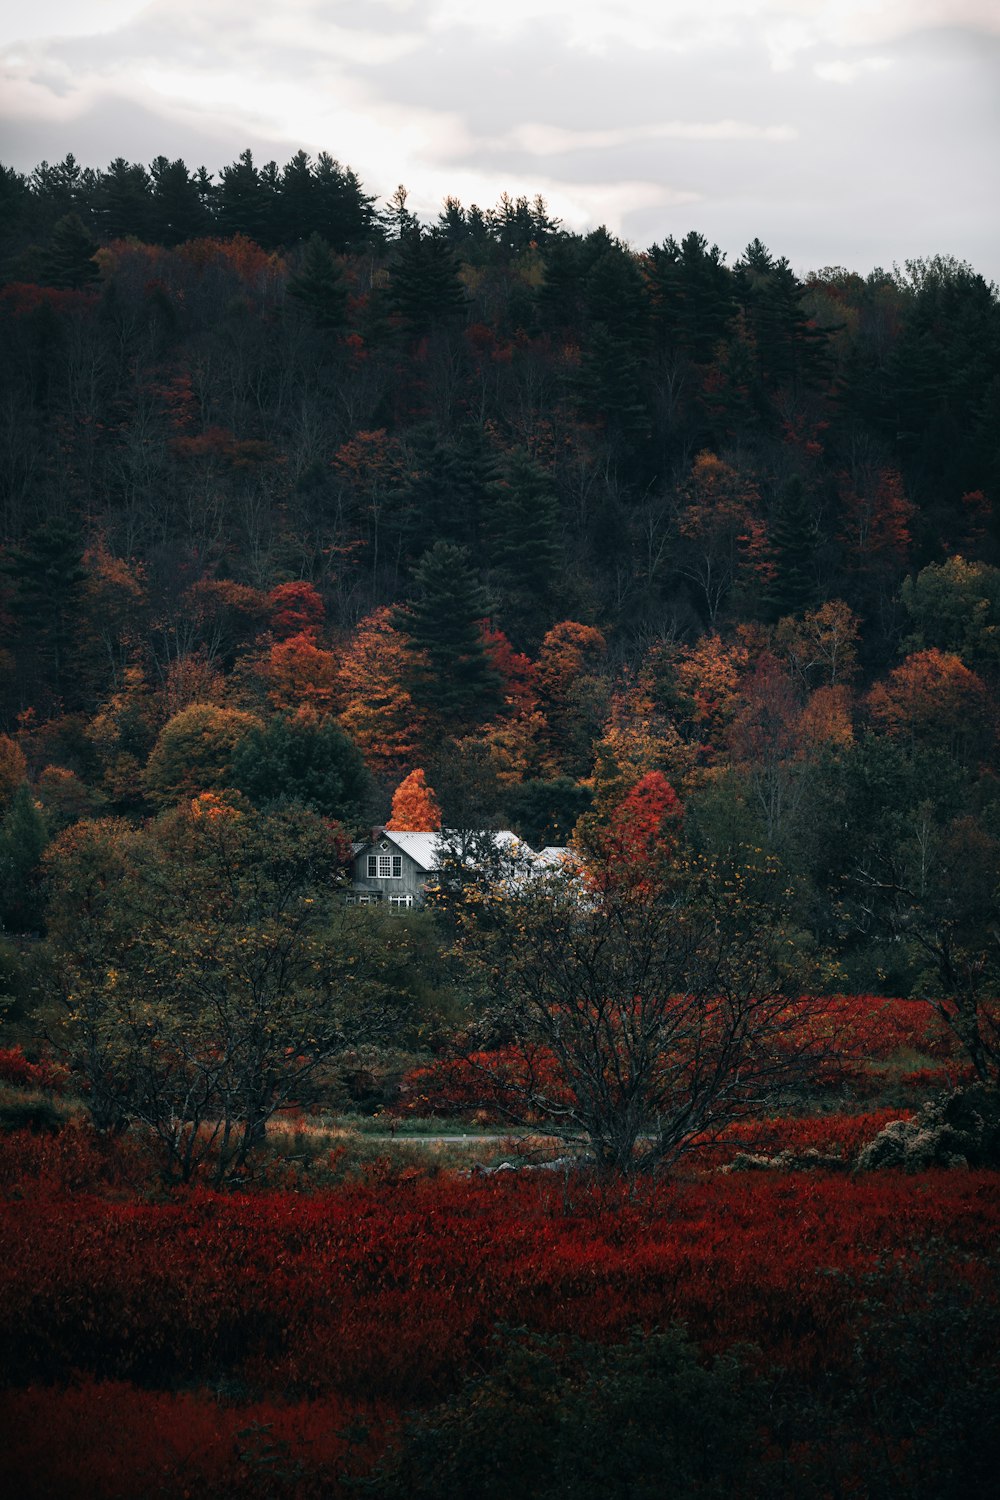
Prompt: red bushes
<box><xmin>0</xmin><ymin>1046</ymin><xmax>70</xmax><ymax>1093</ymax></box>
<box><xmin>2</xmin><ymin>1380</ymin><xmax>386</xmax><ymax>1500</ymax></box>
<box><xmin>1</xmin><ymin>1171</ymin><xmax>996</xmax><ymax>1401</ymax></box>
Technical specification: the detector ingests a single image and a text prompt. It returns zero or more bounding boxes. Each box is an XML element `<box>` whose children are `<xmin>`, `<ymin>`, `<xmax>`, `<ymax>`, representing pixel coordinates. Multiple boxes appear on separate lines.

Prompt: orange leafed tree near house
<box><xmin>337</xmin><ymin>607</ymin><xmax>424</xmax><ymax>774</ymax></box>
<box><xmin>386</xmin><ymin>769</ymin><xmax>441</xmax><ymax>831</ymax></box>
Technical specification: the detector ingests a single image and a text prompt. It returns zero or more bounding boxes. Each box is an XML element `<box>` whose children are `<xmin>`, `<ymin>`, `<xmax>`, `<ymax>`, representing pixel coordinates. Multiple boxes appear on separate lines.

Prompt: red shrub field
<box><xmin>1</xmin><ymin>990</ymin><xmax>998</xmax><ymax>1498</ymax></box>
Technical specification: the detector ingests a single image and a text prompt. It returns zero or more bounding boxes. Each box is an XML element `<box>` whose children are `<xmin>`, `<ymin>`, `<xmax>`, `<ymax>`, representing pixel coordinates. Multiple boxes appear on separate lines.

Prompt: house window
<box><xmin>388</xmin><ymin>894</ymin><xmax>413</xmax><ymax>909</ymax></box>
<box><xmin>367</xmin><ymin>855</ymin><xmax>377</xmax><ymax>878</ymax></box>
<box><xmin>376</xmin><ymin>854</ymin><xmax>403</xmax><ymax>878</ymax></box>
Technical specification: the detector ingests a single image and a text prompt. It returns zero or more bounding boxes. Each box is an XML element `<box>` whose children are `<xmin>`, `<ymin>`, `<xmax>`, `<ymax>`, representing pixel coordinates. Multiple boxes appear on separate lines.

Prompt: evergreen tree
<box><xmin>389</xmin><ymin>226</ymin><xmax>467</xmax><ymax>336</ymax></box>
<box><xmin>394</xmin><ymin>542</ymin><xmax>502</xmax><ymax>729</ymax></box>
<box><xmin>312</xmin><ymin>153</ymin><xmax>375</xmax><ymax>249</ymax></box>
<box><xmin>95</xmin><ymin>158</ymin><xmax>152</xmax><ymax>241</ymax></box>
<box><xmin>41</xmin><ymin>213</ymin><xmax>99</xmax><ymax>289</ymax></box>
<box><xmin>216</xmin><ymin>149</ymin><xmax>273</xmax><ymax>243</ymax></box>
<box><xmin>286</xmin><ymin>233</ymin><xmax>347</xmax><ymax>330</ymax></box>
<box><xmin>149</xmin><ymin>157</ymin><xmax>208</xmax><ymax>245</ymax></box>
<box><xmin>488</xmin><ymin>449</ymin><xmax>561</xmax><ymax>647</ymax></box>
<box><xmin>5</xmin><ymin>520</ymin><xmax>89</xmax><ymax>697</ymax></box>
<box><xmin>279</xmin><ymin>150</ymin><xmax>318</xmax><ymax>245</ymax></box>
<box><xmin>0</xmin><ymin>785</ymin><xmax>48</xmax><ymax>933</ymax></box>
<box><xmin>647</xmin><ymin>231</ymin><xmax>736</xmax><ymax>362</ymax></box>
<box><xmin>538</xmin><ymin>235</ymin><xmax>583</xmax><ymax>332</ymax></box>
<box><xmin>767</xmin><ymin>476</ymin><xmax>818</xmax><ymax>617</ymax></box>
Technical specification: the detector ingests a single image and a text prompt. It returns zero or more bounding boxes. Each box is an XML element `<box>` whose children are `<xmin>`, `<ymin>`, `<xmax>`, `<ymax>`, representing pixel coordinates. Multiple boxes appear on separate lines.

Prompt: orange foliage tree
<box><xmin>263</xmin><ymin>632</ymin><xmax>339</xmax><ymax>715</ymax></box>
<box><xmin>337</xmin><ymin>607</ymin><xmax>424</xmax><ymax>774</ymax></box>
<box><xmin>386</xmin><ymin>769</ymin><xmax>441</xmax><ymax>831</ymax></box>
<box><xmin>867</xmin><ymin>649</ymin><xmax>992</xmax><ymax>755</ymax></box>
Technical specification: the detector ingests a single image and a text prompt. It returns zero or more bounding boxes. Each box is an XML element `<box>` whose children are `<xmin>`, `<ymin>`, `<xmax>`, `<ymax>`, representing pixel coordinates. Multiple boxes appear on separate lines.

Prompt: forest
<box><xmin>0</xmin><ymin>146</ymin><xmax>999</xmax><ymax>1497</ymax></box>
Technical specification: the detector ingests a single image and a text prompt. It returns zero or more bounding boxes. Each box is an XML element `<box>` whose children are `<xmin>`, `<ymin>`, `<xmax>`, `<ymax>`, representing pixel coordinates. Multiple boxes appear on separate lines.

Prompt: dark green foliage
<box><xmin>388</xmin><ymin>227</ymin><xmax>467</xmax><ymax>335</ymax></box>
<box><xmin>488</xmin><ymin>449</ymin><xmax>560</xmax><ymax>645</ymax></box>
<box><xmin>394</xmin><ymin>542</ymin><xmax>502</xmax><ymax>729</ymax></box>
<box><xmin>40</xmin><ymin>213</ymin><xmax>99</xmax><ymax>289</ymax></box>
<box><xmin>647</xmin><ymin>231</ymin><xmax>736</xmax><ymax>362</ymax></box>
<box><xmin>286</xmin><ymin>233</ymin><xmax>347</xmax><ymax>330</ymax></box>
<box><xmin>361</xmin><ymin>1327</ymin><xmax>765</xmax><ymax>1500</ymax></box>
<box><xmin>4</xmin><ymin>520</ymin><xmax>88</xmax><ymax>698</ymax></box>
<box><xmin>0</xmin><ymin>785</ymin><xmax>48</xmax><ymax>933</ymax></box>
<box><xmin>149</xmin><ymin>157</ymin><xmax>208</xmax><ymax>245</ymax></box>
<box><xmin>215</xmin><ymin>149</ymin><xmax>274</xmax><ymax>243</ymax></box>
<box><xmin>767</xmin><ymin>477</ymin><xmax>818</xmax><ymax>617</ymax></box>
<box><xmin>231</xmin><ymin>713</ymin><xmax>371</xmax><ymax>823</ymax></box>
<box><xmin>94</xmin><ymin>159</ymin><xmax>152</xmax><ymax>241</ymax></box>
<box><xmin>503</xmin><ymin>776</ymin><xmax>591</xmax><ymax>847</ymax></box>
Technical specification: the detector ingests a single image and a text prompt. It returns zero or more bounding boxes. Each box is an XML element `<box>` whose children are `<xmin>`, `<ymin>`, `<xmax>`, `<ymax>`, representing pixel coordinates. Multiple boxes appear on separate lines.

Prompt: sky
<box><xmin>1</xmin><ymin>0</ymin><xmax>998</xmax><ymax>279</ymax></box>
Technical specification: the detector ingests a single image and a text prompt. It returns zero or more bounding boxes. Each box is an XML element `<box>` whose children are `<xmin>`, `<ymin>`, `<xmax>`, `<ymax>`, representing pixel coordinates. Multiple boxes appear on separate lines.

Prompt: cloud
<box><xmin>0</xmin><ymin>0</ymin><xmax>997</xmax><ymax>278</ymax></box>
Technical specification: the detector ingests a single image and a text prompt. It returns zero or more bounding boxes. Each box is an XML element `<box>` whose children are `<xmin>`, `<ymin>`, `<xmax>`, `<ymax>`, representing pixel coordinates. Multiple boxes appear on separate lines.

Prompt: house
<box><xmin>348</xmin><ymin>827</ymin><xmax>568</xmax><ymax>909</ymax></box>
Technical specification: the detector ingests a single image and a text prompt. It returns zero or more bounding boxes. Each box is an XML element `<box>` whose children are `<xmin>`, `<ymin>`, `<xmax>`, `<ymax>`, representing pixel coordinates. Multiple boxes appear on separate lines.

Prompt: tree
<box><xmin>44</xmin><ymin>800</ymin><xmax>393</xmax><ymax>1180</ymax></box>
<box><xmin>261</xmin><ymin>632</ymin><xmax>340</xmax><ymax>714</ymax></box>
<box><xmin>815</xmin><ymin>734</ymin><xmax>1000</xmax><ymax>1082</ymax></box>
<box><xmin>387</xmin><ymin>768</ymin><xmax>441</xmax><ymax>831</ymax></box>
<box><xmin>0</xmin><ymin>735</ymin><xmax>28</xmax><ymax>810</ymax></box>
<box><xmin>674</xmin><ymin>452</ymin><xmax>771</xmax><ymax>627</ymax></box>
<box><xmin>389</xmin><ymin>226</ymin><xmax>467</xmax><ymax>336</ymax></box>
<box><xmin>265</xmin><ymin>580</ymin><xmax>325</xmax><ymax>641</ymax></box>
<box><xmin>41</xmin><ymin>213</ymin><xmax>99</xmax><ymax>289</ymax></box>
<box><xmin>286</xmin><ymin>233</ymin><xmax>347</xmax><ymax>331</ymax></box>
<box><xmin>142</xmin><ymin>703</ymin><xmax>261</xmax><ymax>807</ymax></box>
<box><xmin>453</xmin><ymin>837</ymin><xmax>818</xmax><ymax>1174</ymax></box>
<box><xmin>900</xmin><ymin>556</ymin><xmax>1000</xmax><ymax>677</ymax></box>
<box><xmin>487</xmin><ymin>449</ymin><xmax>560</xmax><ymax>647</ymax></box>
<box><xmin>394</xmin><ymin>542</ymin><xmax>502</xmax><ymax>731</ymax></box>
<box><xmin>0</xmin><ymin>784</ymin><xmax>48</xmax><ymax>933</ymax></box>
<box><xmin>867</xmin><ymin>649</ymin><xmax>991</xmax><ymax>760</ymax></box>
<box><xmin>5</xmin><ymin>520</ymin><xmax>89</xmax><ymax>701</ymax></box>
<box><xmin>230</xmin><ymin>711</ymin><xmax>371</xmax><ymax>823</ymax></box>
<box><xmin>337</xmin><ymin>607</ymin><xmax>424</xmax><ymax>775</ymax></box>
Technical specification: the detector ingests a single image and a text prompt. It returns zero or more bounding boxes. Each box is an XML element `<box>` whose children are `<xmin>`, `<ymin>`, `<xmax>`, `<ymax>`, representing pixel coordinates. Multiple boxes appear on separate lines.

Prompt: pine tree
<box><xmin>488</xmin><ymin>449</ymin><xmax>560</xmax><ymax>647</ymax></box>
<box><xmin>149</xmin><ymin>157</ymin><xmax>208</xmax><ymax>245</ymax></box>
<box><xmin>394</xmin><ymin>542</ymin><xmax>502</xmax><ymax>730</ymax></box>
<box><xmin>286</xmin><ymin>233</ymin><xmax>347</xmax><ymax>330</ymax></box>
<box><xmin>95</xmin><ymin>158</ymin><xmax>152</xmax><ymax>241</ymax></box>
<box><xmin>767</xmin><ymin>476</ymin><xmax>818</xmax><ymax>618</ymax></box>
<box><xmin>41</xmin><ymin>213</ymin><xmax>99</xmax><ymax>289</ymax></box>
<box><xmin>389</xmin><ymin>226</ymin><xmax>467</xmax><ymax>336</ymax></box>
<box><xmin>5</xmin><ymin>520</ymin><xmax>89</xmax><ymax>697</ymax></box>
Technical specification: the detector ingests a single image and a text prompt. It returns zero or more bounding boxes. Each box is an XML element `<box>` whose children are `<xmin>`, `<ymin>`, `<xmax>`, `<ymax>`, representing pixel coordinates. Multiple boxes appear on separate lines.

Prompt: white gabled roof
<box><xmin>375</xmin><ymin>829</ymin><xmax>527</xmax><ymax>872</ymax></box>
<box><xmin>379</xmin><ymin>830</ymin><xmax>443</xmax><ymax>871</ymax></box>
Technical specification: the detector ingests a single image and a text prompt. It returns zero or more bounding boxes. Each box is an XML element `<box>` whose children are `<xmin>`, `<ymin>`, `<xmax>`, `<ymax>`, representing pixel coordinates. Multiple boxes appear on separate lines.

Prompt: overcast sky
<box><xmin>2</xmin><ymin>0</ymin><xmax>998</xmax><ymax>278</ymax></box>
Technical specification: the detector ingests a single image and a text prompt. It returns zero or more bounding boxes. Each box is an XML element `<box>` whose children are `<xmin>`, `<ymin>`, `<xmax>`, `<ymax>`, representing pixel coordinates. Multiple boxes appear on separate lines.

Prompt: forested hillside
<box><xmin>2</xmin><ymin>147</ymin><xmax>1000</xmax><ymax>997</ymax></box>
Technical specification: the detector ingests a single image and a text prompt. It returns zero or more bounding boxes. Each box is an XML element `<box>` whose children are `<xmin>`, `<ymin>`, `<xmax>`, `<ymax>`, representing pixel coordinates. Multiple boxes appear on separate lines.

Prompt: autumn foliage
<box><xmin>386</xmin><ymin>769</ymin><xmax>441</xmax><ymax>831</ymax></box>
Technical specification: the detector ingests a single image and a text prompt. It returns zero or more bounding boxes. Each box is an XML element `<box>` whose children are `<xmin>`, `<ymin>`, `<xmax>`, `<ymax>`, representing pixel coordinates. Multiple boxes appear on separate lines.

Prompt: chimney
<box><xmin>370</xmin><ymin>825</ymin><xmax>385</xmax><ymax>846</ymax></box>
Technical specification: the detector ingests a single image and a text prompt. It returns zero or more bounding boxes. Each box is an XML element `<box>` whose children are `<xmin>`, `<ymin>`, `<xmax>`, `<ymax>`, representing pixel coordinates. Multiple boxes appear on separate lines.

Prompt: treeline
<box><xmin>2</xmin><ymin>146</ymin><xmax>1000</xmax><ymax>1002</ymax></box>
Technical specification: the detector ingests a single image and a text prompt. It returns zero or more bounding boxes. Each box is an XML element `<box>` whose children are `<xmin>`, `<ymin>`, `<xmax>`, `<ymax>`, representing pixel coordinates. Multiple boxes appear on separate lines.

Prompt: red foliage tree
<box><xmin>266</xmin><ymin>581</ymin><xmax>325</xmax><ymax>641</ymax></box>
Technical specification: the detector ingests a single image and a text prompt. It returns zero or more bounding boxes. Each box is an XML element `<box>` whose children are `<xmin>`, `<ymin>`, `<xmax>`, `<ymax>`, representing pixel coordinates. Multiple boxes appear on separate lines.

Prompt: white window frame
<box><xmin>388</xmin><ymin>894</ymin><xmax>413</xmax><ymax>909</ymax></box>
<box><xmin>366</xmin><ymin>854</ymin><xmax>378</xmax><ymax>878</ymax></box>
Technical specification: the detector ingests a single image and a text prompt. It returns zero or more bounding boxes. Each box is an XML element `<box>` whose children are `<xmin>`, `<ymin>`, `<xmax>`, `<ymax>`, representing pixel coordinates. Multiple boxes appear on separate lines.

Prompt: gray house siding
<box><xmin>350</xmin><ymin>834</ymin><xmax>434</xmax><ymax>907</ymax></box>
